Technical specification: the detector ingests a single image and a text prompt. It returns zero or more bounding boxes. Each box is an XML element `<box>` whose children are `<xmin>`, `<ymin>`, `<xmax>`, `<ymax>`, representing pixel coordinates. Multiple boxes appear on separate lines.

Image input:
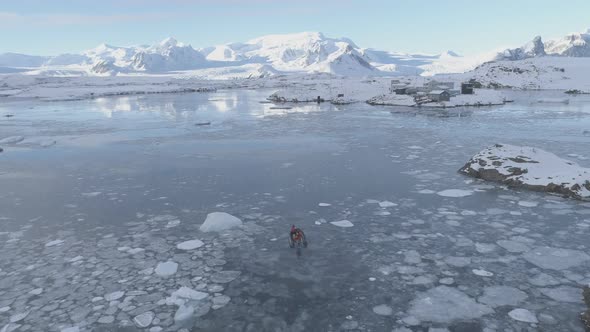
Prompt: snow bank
<box><xmin>460</xmin><ymin>56</ymin><xmax>590</xmax><ymax>91</ymax></box>
<box><xmin>199</xmin><ymin>212</ymin><xmax>242</xmax><ymax>232</ymax></box>
<box><xmin>460</xmin><ymin>144</ymin><xmax>590</xmax><ymax>200</ymax></box>
<box><xmin>367</xmin><ymin>94</ymin><xmax>416</xmax><ymax>106</ymax></box>
<box><xmin>421</xmin><ymin>89</ymin><xmax>506</xmax><ymax>108</ymax></box>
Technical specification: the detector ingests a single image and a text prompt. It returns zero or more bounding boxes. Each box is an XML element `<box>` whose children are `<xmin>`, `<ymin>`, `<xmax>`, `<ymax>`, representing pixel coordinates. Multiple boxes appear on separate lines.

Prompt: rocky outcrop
<box><xmin>497</xmin><ymin>36</ymin><xmax>546</xmax><ymax>61</ymax></box>
<box><xmin>459</xmin><ymin>144</ymin><xmax>590</xmax><ymax>200</ymax></box>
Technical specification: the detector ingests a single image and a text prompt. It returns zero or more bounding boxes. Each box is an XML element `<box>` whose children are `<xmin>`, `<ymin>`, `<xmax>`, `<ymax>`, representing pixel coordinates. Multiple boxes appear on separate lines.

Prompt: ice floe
<box><xmin>378</xmin><ymin>201</ymin><xmax>397</xmax><ymax>208</ymax></box>
<box><xmin>540</xmin><ymin>286</ymin><xmax>584</xmax><ymax>303</ymax></box>
<box><xmin>523</xmin><ymin>246</ymin><xmax>590</xmax><ymax>270</ymax></box>
<box><xmin>105</xmin><ymin>291</ymin><xmax>125</xmax><ymax>301</ymax></box>
<box><xmin>155</xmin><ymin>261</ymin><xmax>178</xmax><ymax>277</ymax></box>
<box><xmin>408</xmin><ymin>286</ymin><xmax>493</xmax><ymax>323</ymax></box>
<box><xmin>45</xmin><ymin>239</ymin><xmax>64</xmax><ymax>247</ymax></box>
<box><xmin>330</xmin><ymin>220</ymin><xmax>354</xmax><ymax>228</ymax></box>
<box><xmin>478</xmin><ymin>286</ymin><xmax>527</xmax><ymax>307</ymax></box>
<box><xmin>518</xmin><ymin>201</ymin><xmax>539</xmax><ymax>207</ymax></box>
<box><xmin>372</xmin><ymin>304</ymin><xmax>393</xmax><ymax>316</ymax></box>
<box><xmin>472</xmin><ymin>269</ymin><xmax>494</xmax><ymax>277</ymax></box>
<box><xmin>133</xmin><ymin>311</ymin><xmax>154</xmax><ymax>328</ymax></box>
<box><xmin>200</xmin><ymin>212</ymin><xmax>242</xmax><ymax>232</ymax></box>
<box><xmin>508</xmin><ymin>308</ymin><xmax>538</xmax><ymax>323</ymax></box>
<box><xmin>176</xmin><ymin>239</ymin><xmax>204</xmax><ymax>250</ymax></box>
<box><xmin>436</xmin><ymin>189</ymin><xmax>473</xmax><ymax>198</ymax></box>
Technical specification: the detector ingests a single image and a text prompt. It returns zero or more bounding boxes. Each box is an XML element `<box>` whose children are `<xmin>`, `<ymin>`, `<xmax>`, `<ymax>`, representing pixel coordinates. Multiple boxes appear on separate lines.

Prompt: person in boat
<box><xmin>290</xmin><ymin>225</ymin><xmax>304</xmax><ymax>242</ymax></box>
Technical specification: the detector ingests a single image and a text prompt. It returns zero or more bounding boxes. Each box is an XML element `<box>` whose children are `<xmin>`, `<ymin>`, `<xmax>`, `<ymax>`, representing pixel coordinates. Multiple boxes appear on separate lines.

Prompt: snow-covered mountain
<box><xmin>496</xmin><ymin>28</ymin><xmax>590</xmax><ymax>60</ymax></box>
<box><xmin>545</xmin><ymin>29</ymin><xmax>590</xmax><ymax>57</ymax></box>
<box><xmin>200</xmin><ymin>32</ymin><xmax>376</xmax><ymax>75</ymax></box>
<box><xmin>3</xmin><ymin>29</ymin><xmax>589</xmax><ymax>79</ymax></box>
<box><xmin>0</xmin><ymin>32</ymin><xmax>472</xmax><ymax>77</ymax></box>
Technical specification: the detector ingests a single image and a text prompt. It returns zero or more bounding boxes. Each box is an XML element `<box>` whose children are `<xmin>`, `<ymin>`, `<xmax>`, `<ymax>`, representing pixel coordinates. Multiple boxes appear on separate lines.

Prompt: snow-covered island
<box><xmin>460</xmin><ymin>144</ymin><xmax>590</xmax><ymax>201</ymax></box>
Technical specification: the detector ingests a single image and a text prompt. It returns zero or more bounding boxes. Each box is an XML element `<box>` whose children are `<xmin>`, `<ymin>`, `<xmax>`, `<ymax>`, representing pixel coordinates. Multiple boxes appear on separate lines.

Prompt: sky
<box><xmin>1</xmin><ymin>0</ymin><xmax>589</xmax><ymax>56</ymax></box>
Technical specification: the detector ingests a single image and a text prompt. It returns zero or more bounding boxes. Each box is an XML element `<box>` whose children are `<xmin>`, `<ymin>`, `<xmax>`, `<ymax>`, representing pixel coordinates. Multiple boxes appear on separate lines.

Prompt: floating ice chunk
<box><xmin>340</xmin><ymin>320</ymin><xmax>359</xmax><ymax>330</ymax></box>
<box><xmin>372</xmin><ymin>304</ymin><xmax>393</xmax><ymax>316</ymax></box>
<box><xmin>523</xmin><ymin>246</ymin><xmax>590</xmax><ymax>270</ymax></box>
<box><xmin>167</xmin><ymin>287</ymin><xmax>208</xmax><ymax>307</ymax></box>
<box><xmin>368</xmin><ymin>277</ymin><xmax>376</xmax><ymax>282</ymax></box>
<box><xmin>165</xmin><ymin>219</ymin><xmax>181</xmax><ymax>228</ymax></box>
<box><xmin>67</xmin><ymin>256</ymin><xmax>83</xmax><ymax>263</ymax></box>
<box><xmin>318</xmin><ymin>203</ymin><xmax>331</xmax><ymax>207</ymax></box>
<box><xmin>105</xmin><ymin>291</ymin><xmax>125</xmax><ymax>301</ymax></box>
<box><xmin>411</xmin><ymin>276</ymin><xmax>434</xmax><ymax>285</ymax></box>
<box><xmin>402</xmin><ymin>316</ymin><xmax>421</xmax><ymax>326</ymax></box>
<box><xmin>540</xmin><ymin>286</ymin><xmax>583</xmax><ymax>303</ymax></box>
<box><xmin>0</xmin><ymin>136</ymin><xmax>24</xmax><ymax>144</ymax></box>
<box><xmin>0</xmin><ymin>307</ymin><xmax>10</xmax><ymax>313</ymax></box>
<box><xmin>174</xmin><ymin>304</ymin><xmax>194</xmax><ymax>323</ymax></box>
<box><xmin>61</xmin><ymin>327</ymin><xmax>80</xmax><ymax>332</ymax></box>
<box><xmin>9</xmin><ymin>311</ymin><xmax>29</xmax><ymax>323</ymax></box>
<box><xmin>200</xmin><ymin>212</ymin><xmax>242</xmax><ymax>232</ymax></box>
<box><xmin>176</xmin><ymin>240</ymin><xmax>204</xmax><ymax>250</ymax></box>
<box><xmin>330</xmin><ymin>220</ymin><xmax>354</xmax><ymax>228</ymax></box>
<box><xmin>478</xmin><ymin>286</ymin><xmax>527</xmax><ymax>307</ymax></box>
<box><xmin>212</xmin><ymin>295</ymin><xmax>231</xmax><ymax>308</ymax></box>
<box><xmin>210</xmin><ymin>271</ymin><xmax>241</xmax><ymax>284</ymax></box>
<box><xmin>475</xmin><ymin>243</ymin><xmax>497</xmax><ymax>254</ymax></box>
<box><xmin>472</xmin><ymin>269</ymin><xmax>494</xmax><ymax>277</ymax></box>
<box><xmin>81</xmin><ymin>192</ymin><xmax>102</xmax><ymax>197</ymax></box>
<box><xmin>437</xmin><ymin>189</ymin><xmax>473</xmax><ymax>198</ymax></box>
<box><xmin>374</xmin><ymin>211</ymin><xmax>391</xmax><ymax>216</ymax></box>
<box><xmin>528</xmin><ymin>273</ymin><xmax>561</xmax><ymax>287</ymax></box>
<box><xmin>497</xmin><ymin>240</ymin><xmax>529</xmax><ymax>253</ymax></box>
<box><xmin>45</xmin><ymin>239</ymin><xmax>64</xmax><ymax>247</ymax></box>
<box><xmin>439</xmin><ymin>278</ymin><xmax>454</xmax><ymax>285</ymax></box>
<box><xmin>127</xmin><ymin>248</ymin><xmax>144</xmax><ymax>254</ymax></box>
<box><xmin>418</xmin><ymin>190</ymin><xmax>436</xmax><ymax>194</ymax></box>
<box><xmin>407</xmin><ymin>286</ymin><xmax>493</xmax><ymax>323</ymax></box>
<box><xmin>518</xmin><ymin>201</ymin><xmax>538</xmax><ymax>207</ymax></box>
<box><xmin>155</xmin><ymin>261</ymin><xmax>178</xmax><ymax>277</ymax></box>
<box><xmin>379</xmin><ymin>201</ymin><xmax>397</xmax><ymax>208</ymax></box>
<box><xmin>133</xmin><ymin>311</ymin><xmax>154</xmax><ymax>328</ymax></box>
<box><xmin>444</xmin><ymin>256</ymin><xmax>471</xmax><ymax>267</ymax></box>
<box><xmin>508</xmin><ymin>308</ymin><xmax>538</xmax><ymax>323</ymax></box>
<box><xmin>29</xmin><ymin>288</ymin><xmax>43</xmax><ymax>295</ymax></box>
<box><xmin>404</xmin><ymin>250</ymin><xmax>422</xmax><ymax>264</ymax></box>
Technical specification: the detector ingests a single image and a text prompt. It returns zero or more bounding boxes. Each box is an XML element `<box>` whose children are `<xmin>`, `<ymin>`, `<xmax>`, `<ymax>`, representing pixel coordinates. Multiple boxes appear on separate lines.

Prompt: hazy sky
<box><xmin>1</xmin><ymin>0</ymin><xmax>589</xmax><ymax>55</ymax></box>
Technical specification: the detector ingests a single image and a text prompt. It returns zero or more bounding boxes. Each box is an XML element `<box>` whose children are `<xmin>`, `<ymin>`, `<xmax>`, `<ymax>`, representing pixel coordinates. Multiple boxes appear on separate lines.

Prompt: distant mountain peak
<box><xmin>441</xmin><ymin>50</ymin><xmax>461</xmax><ymax>57</ymax></box>
<box><xmin>159</xmin><ymin>37</ymin><xmax>179</xmax><ymax>48</ymax></box>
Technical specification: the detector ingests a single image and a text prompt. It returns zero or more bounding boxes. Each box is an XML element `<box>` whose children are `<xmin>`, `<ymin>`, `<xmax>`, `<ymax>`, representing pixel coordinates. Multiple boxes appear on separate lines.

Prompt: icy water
<box><xmin>1</xmin><ymin>90</ymin><xmax>590</xmax><ymax>332</ymax></box>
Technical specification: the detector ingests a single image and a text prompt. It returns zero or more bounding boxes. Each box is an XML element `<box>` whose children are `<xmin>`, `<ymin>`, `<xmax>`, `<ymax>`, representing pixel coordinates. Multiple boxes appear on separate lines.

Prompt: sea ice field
<box><xmin>1</xmin><ymin>89</ymin><xmax>590</xmax><ymax>332</ymax></box>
